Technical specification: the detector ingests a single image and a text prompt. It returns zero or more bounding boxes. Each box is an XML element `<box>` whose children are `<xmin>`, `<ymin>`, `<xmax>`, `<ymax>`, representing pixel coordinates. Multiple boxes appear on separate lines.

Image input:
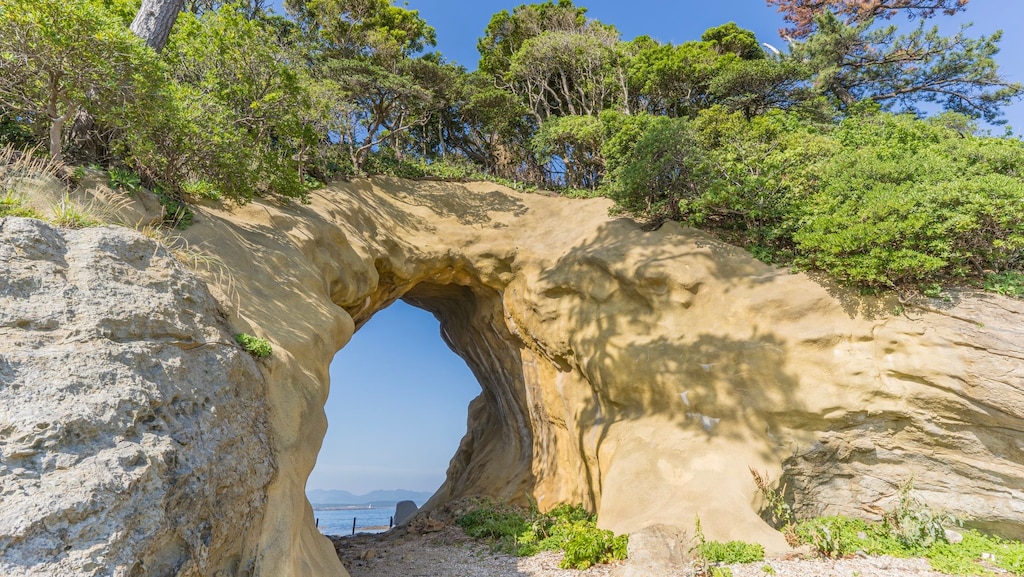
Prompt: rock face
<box><xmin>0</xmin><ymin>218</ymin><xmax>273</xmax><ymax>577</ymax></box>
<box><xmin>2</xmin><ymin>177</ymin><xmax>1023</xmax><ymax>576</ymax></box>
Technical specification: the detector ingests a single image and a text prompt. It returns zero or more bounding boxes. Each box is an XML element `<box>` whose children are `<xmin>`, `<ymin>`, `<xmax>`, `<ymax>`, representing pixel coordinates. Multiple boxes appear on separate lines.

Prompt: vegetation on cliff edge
<box><xmin>0</xmin><ymin>0</ymin><xmax>1022</xmax><ymax>294</ymax></box>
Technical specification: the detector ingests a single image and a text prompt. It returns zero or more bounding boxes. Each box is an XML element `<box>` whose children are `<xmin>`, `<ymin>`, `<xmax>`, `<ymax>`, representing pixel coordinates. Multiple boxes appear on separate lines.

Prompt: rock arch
<box><xmin>2</xmin><ymin>176</ymin><xmax>1023</xmax><ymax>576</ymax></box>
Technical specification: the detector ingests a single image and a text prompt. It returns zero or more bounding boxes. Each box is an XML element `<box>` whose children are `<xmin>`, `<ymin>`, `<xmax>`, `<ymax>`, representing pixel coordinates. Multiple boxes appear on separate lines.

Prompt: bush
<box><xmin>984</xmin><ymin>270</ymin><xmax>1024</xmax><ymax>298</ymax></box>
<box><xmin>699</xmin><ymin>540</ymin><xmax>765</xmax><ymax>564</ymax></box>
<box><xmin>926</xmin><ymin>530</ymin><xmax>1024</xmax><ymax>575</ymax></box>
<box><xmin>456</xmin><ymin>499</ymin><xmax>628</xmax><ymax>569</ymax></box>
<box><xmin>107</xmin><ymin>167</ymin><xmax>142</xmax><ymax>195</ymax></box>
<box><xmin>793</xmin><ymin>113</ymin><xmax>1024</xmax><ymax>287</ymax></box>
<box><xmin>235</xmin><ymin>333</ymin><xmax>272</xmax><ymax>358</ymax></box>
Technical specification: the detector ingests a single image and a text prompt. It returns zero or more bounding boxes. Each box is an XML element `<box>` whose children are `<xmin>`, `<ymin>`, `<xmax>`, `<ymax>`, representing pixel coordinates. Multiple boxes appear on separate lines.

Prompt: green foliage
<box><xmin>456</xmin><ymin>499</ymin><xmax>627</xmax><ymax>569</ymax></box>
<box><xmin>926</xmin><ymin>530</ymin><xmax>1024</xmax><ymax>575</ymax></box>
<box><xmin>155</xmin><ymin>187</ymin><xmax>195</xmax><ymax>230</ymax></box>
<box><xmin>785</xmin><ymin>479</ymin><xmax>1024</xmax><ymax>576</ymax></box>
<box><xmin>0</xmin><ymin>0</ymin><xmax>161</xmax><ymax>161</ymax></box>
<box><xmin>750</xmin><ymin>468</ymin><xmax>795</xmax><ymax>530</ymax></box>
<box><xmin>0</xmin><ymin>191</ymin><xmax>39</xmax><ymax>218</ymax></box>
<box><xmin>790</xmin><ymin>11</ymin><xmax>1022</xmax><ymax>123</ymax></box>
<box><xmin>154</xmin><ymin>6</ymin><xmax>310</xmax><ymax>202</ymax></box>
<box><xmin>601</xmin><ymin>114</ymin><xmax>704</xmax><ymax>221</ymax></box>
<box><xmin>49</xmin><ymin>192</ymin><xmax>100</xmax><ymax>229</ymax></box>
<box><xmin>107</xmin><ymin>167</ymin><xmax>142</xmax><ymax>195</ymax></box>
<box><xmin>235</xmin><ymin>333</ymin><xmax>272</xmax><ymax>358</ymax></box>
<box><xmin>699</xmin><ymin>540</ymin><xmax>765</xmax><ymax>564</ymax></box>
<box><xmin>883</xmin><ymin>480</ymin><xmax>962</xmax><ymax>551</ymax></box>
<box><xmin>532</xmin><ymin>115</ymin><xmax>605</xmax><ymax>189</ymax></box>
<box><xmin>984</xmin><ymin>271</ymin><xmax>1024</xmax><ymax>298</ymax></box>
<box><xmin>795</xmin><ymin>516</ymin><xmax>881</xmax><ymax>558</ymax></box>
<box><xmin>181</xmin><ymin>180</ymin><xmax>223</xmax><ymax>201</ymax></box>
<box><xmin>794</xmin><ymin>113</ymin><xmax>1024</xmax><ymax>286</ymax></box>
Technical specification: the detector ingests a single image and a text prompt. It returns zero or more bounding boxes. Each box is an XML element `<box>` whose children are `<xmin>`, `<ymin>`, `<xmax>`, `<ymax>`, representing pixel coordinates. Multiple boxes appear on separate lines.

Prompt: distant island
<box><xmin>306</xmin><ymin>489</ymin><xmax>434</xmax><ymax>507</ymax></box>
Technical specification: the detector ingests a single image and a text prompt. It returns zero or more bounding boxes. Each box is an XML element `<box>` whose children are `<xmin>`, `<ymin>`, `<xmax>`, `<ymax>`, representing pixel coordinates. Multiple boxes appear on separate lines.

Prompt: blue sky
<box><xmin>305</xmin><ymin>1</ymin><xmax>1024</xmax><ymax>495</ymax></box>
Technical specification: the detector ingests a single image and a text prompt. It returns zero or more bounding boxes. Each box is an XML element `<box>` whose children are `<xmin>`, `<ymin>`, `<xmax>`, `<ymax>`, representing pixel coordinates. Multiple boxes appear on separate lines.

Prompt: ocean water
<box><xmin>313</xmin><ymin>505</ymin><xmax>405</xmax><ymax>535</ymax></box>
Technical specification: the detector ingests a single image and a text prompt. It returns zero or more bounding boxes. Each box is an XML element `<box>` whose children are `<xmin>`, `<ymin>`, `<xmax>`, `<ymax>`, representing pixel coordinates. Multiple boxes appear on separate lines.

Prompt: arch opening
<box><xmin>306</xmin><ymin>300</ymin><xmax>478</xmax><ymax>533</ymax></box>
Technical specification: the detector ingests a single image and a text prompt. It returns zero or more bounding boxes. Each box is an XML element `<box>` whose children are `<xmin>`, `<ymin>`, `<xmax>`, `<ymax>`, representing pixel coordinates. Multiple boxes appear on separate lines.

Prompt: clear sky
<box><xmin>305</xmin><ymin>0</ymin><xmax>1024</xmax><ymax>495</ymax></box>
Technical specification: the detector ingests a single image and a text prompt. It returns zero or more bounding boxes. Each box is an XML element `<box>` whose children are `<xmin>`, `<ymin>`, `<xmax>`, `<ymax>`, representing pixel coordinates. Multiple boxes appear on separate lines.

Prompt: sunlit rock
<box><xmin>2</xmin><ymin>176</ymin><xmax>1023</xmax><ymax>576</ymax></box>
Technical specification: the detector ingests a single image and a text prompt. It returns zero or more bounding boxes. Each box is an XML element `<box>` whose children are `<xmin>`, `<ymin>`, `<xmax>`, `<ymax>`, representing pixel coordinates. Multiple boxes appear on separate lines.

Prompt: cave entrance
<box><xmin>307</xmin><ymin>300</ymin><xmax>479</xmax><ymax>534</ymax></box>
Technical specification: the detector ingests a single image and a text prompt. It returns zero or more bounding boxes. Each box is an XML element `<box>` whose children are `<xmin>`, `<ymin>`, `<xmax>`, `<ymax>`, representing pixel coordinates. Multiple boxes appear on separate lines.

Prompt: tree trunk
<box><xmin>131</xmin><ymin>0</ymin><xmax>185</xmax><ymax>52</ymax></box>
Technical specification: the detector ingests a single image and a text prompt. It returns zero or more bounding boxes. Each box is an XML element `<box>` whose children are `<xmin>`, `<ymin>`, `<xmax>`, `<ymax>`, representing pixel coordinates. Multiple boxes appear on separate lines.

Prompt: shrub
<box><xmin>795</xmin><ymin>515</ymin><xmax>877</xmax><ymax>558</ymax></box>
<box><xmin>456</xmin><ymin>499</ymin><xmax>529</xmax><ymax>552</ymax></box>
<box><xmin>154</xmin><ymin>187</ymin><xmax>195</xmax><ymax>230</ymax></box>
<box><xmin>699</xmin><ymin>540</ymin><xmax>765</xmax><ymax>564</ymax></box>
<box><xmin>984</xmin><ymin>270</ymin><xmax>1024</xmax><ymax>298</ymax></box>
<box><xmin>882</xmin><ymin>480</ymin><xmax>961</xmax><ymax>551</ymax></box>
<box><xmin>926</xmin><ymin>530</ymin><xmax>1024</xmax><ymax>575</ymax></box>
<box><xmin>107</xmin><ymin>167</ymin><xmax>142</xmax><ymax>195</ymax></box>
<box><xmin>235</xmin><ymin>333</ymin><xmax>272</xmax><ymax>358</ymax></box>
<box><xmin>456</xmin><ymin>499</ymin><xmax>627</xmax><ymax>569</ymax></box>
<box><xmin>793</xmin><ymin>113</ymin><xmax>1024</xmax><ymax>287</ymax></box>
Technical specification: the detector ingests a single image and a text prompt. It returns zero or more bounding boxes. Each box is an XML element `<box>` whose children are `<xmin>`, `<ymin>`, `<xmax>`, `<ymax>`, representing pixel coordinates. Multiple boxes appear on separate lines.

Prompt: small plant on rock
<box><xmin>235</xmin><ymin>333</ymin><xmax>272</xmax><ymax>358</ymax></box>
<box><xmin>0</xmin><ymin>191</ymin><xmax>39</xmax><ymax>218</ymax></box>
<box><xmin>107</xmin><ymin>166</ymin><xmax>142</xmax><ymax>194</ymax></box>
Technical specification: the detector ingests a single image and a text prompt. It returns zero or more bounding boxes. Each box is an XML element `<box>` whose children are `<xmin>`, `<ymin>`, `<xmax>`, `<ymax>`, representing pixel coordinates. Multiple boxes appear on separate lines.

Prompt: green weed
<box><xmin>235</xmin><ymin>333</ymin><xmax>272</xmax><ymax>358</ymax></box>
<box><xmin>0</xmin><ymin>191</ymin><xmax>40</xmax><ymax>218</ymax></box>
<box><xmin>455</xmin><ymin>499</ymin><xmax>627</xmax><ymax>569</ymax></box>
<box><xmin>107</xmin><ymin>166</ymin><xmax>142</xmax><ymax>195</ymax></box>
<box><xmin>984</xmin><ymin>270</ymin><xmax>1024</xmax><ymax>298</ymax></box>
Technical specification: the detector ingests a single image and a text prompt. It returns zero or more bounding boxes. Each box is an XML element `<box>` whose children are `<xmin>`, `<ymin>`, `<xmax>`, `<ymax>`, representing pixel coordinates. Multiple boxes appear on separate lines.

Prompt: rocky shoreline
<box><xmin>328</xmin><ymin>525</ymin><xmax>983</xmax><ymax>577</ymax></box>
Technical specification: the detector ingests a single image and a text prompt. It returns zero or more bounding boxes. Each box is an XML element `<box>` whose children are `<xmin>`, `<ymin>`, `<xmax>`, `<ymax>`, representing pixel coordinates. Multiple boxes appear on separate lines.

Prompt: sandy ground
<box><xmin>328</xmin><ymin>525</ymin><xmax>993</xmax><ymax>577</ymax></box>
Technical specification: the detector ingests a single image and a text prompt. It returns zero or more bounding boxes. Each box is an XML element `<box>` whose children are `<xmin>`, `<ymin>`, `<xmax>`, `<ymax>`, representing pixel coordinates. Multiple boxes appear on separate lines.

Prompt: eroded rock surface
<box><xmin>3</xmin><ymin>176</ymin><xmax>1023</xmax><ymax>577</ymax></box>
<box><xmin>0</xmin><ymin>218</ymin><xmax>273</xmax><ymax>577</ymax></box>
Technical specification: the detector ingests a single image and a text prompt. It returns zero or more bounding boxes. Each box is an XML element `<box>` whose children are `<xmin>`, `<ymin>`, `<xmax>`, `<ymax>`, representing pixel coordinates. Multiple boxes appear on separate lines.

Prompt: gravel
<box><xmin>329</xmin><ymin>526</ymin><xmax>1006</xmax><ymax>577</ymax></box>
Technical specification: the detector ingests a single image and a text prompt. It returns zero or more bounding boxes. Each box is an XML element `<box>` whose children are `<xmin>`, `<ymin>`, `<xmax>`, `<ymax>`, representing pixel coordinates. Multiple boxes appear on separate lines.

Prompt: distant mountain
<box><xmin>306</xmin><ymin>489</ymin><xmax>435</xmax><ymax>505</ymax></box>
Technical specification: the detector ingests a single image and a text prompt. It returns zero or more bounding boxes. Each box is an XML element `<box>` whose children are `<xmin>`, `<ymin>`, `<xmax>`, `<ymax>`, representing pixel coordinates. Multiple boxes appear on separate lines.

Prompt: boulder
<box><xmin>394</xmin><ymin>501</ymin><xmax>418</xmax><ymax>526</ymax></box>
<box><xmin>0</xmin><ymin>218</ymin><xmax>274</xmax><ymax>577</ymax></box>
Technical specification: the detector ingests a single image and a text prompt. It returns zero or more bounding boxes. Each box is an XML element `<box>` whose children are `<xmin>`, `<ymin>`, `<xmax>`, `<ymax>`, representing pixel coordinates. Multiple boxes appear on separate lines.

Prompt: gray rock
<box><xmin>0</xmin><ymin>218</ymin><xmax>274</xmax><ymax>577</ymax></box>
<box><xmin>394</xmin><ymin>500</ymin><xmax>418</xmax><ymax>526</ymax></box>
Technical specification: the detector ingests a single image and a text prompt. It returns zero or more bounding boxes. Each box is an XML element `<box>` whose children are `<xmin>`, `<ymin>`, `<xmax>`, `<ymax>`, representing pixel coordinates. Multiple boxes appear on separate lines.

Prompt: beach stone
<box><xmin>395</xmin><ymin>501</ymin><xmax>418</xmax><ymax>526</ymax></box>
<box><xmin>6</xmin><ymin>174</ymin><xmax>1024</xmax><ymax>576</ymax></box>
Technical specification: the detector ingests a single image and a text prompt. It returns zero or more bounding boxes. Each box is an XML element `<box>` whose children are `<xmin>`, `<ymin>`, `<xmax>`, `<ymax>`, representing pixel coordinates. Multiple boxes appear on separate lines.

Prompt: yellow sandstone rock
<box><xmin>180</xmin><ymin>177</ymin><xmax>1024</xmax><ymax>576</ymax></box>
<box><xmin>3</xmin><ymin>176</ymin><xmax>1022</xmax><ymax>577</ymax></box>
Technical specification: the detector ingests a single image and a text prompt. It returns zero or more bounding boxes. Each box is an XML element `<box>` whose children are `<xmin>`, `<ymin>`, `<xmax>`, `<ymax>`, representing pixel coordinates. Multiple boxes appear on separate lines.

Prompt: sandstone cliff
<box><xmin>2</xmin><ymin>177</ymin><xmax>1022</xmax><ymax>577</ymax></box>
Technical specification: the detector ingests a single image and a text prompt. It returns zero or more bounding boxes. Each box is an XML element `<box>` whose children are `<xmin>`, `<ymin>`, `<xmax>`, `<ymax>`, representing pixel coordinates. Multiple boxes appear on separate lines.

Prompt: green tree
<box><xmin>477</xmin><ymin>0</ymin><xmax>589</xmax><ymax>78</ymax></box>
<box><xmin>287</xmin><ymin>0</ymin><xmax>444</xmax><ymax>173</ymax></box>
<box><xmin>792</xmin><ymin>11</ymin><xmax>1021</xmax><ymax>121</ymax></box>
<box><xmin>118</xmin><ymin>4</ymin><xmax>310</xmax><ymax>201</ymax></box>
<box><xmin>0</xmin><ymin>0</ymin><xmax>160</xmax><ymax>161</ymax></box>
<box><xmin>508</xmin><ymin>26</ymin><xmax>621</xmax><ymax>122</ymax></box>
<box><xmin>531</xmin><ymin>115</ymin><xmax>604</xmax><ymax>189</ymax></box>
<box><xmin>628</xmin><ymin>24</ymin><xmax>767</xmax><ymax>118</ymax></box>
<box><xmin>601</xmin><ymin>114</ymin><xmax>707</xmax><ymax>221</ymax></box>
